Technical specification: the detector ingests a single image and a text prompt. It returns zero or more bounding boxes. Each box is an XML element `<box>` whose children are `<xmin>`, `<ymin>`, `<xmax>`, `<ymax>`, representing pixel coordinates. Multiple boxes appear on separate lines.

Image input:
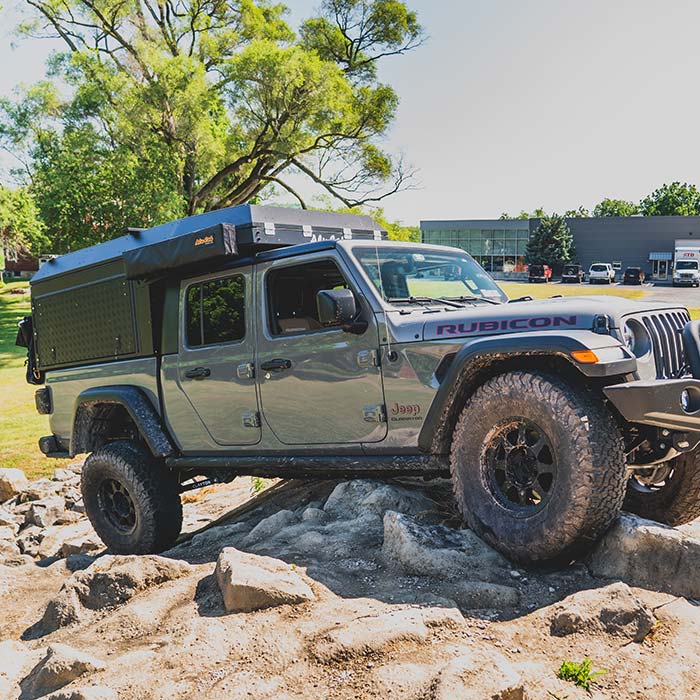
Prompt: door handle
<box><xmin>260</xmin><ymin>358</ymin><xmax>292</xmax><ymax>373</ymax></box>
<box><xmin>185</xmin><ymin>367</ymin><xmax>211</xmax><ymax>379</ymax></box>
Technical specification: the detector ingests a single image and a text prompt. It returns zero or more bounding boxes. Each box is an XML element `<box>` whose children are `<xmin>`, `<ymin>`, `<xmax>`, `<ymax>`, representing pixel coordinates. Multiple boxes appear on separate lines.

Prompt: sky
<box><xmin>2</xmin><ymin>0</ymin><xmax>700</xmax><ymax>226</ymax></box>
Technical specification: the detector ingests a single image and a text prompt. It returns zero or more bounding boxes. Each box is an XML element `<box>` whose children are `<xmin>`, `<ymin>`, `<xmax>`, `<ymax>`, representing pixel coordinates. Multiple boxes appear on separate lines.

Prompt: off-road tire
<box><xmin>81</xmin><ymin>440</ymin><xmax>183</xmax><ymax>554</ymax></box>
<box><xmin>624</xmin><ymin>449</ymin><xmax>700</xmax><ymax>526</ymax></box>
<box><xmin>450</xmin><ymin>371</ymin><xmax>627</xmax><ymax>564</ymax></box>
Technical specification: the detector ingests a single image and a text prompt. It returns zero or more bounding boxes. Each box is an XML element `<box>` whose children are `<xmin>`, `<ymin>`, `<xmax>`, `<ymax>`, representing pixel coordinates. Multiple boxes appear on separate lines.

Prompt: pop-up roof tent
<box><xmin>29</xmin><ymin>205</ymin><xmax>387</xmax><ymax>371</ymax></box>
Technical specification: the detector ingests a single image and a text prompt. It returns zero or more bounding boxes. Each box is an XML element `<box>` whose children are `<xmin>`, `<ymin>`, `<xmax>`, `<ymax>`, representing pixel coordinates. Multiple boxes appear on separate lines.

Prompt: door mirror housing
<box><xmin>316</xmin><ymin>289</ymin><xmax>366</xmax><ymax>334</ymax></box>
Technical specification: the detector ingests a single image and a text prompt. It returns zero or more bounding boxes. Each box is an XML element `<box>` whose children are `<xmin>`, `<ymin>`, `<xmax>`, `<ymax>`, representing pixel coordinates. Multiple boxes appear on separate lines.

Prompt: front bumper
<box><xmin>674</xmin><ymin>278</ymin><xmax>699</xmax><ymax>286</ymax></box>
<box><xmin>604</xmin><ymin>379</ymin><xmax>700</xmax><ymax>432</ymax></box>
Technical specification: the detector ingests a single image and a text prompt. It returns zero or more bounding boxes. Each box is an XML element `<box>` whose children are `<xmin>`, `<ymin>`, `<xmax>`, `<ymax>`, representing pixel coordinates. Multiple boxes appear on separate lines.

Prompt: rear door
<box><xmin>174</xmin><ymin>268</ymin><xmax>261</xmax><ymax>445</ymax></box>
<box><xmin>256</xmin><ymin>252</ymin><xmax>387</xmax><ymax>445</ymax></box>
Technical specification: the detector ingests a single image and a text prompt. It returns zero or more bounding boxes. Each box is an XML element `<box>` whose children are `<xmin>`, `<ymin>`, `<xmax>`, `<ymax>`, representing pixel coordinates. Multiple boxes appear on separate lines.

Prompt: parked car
<box><xmin>623</xmin><ymin>267</ymin><xmax>645</xmax><ymax>285</ymax></box>
<box><xmin>589</xmin><ymin>263</ymin><xmax>615</xmax><ymax>284</ymax></box>
<box><xmin>561</xmin><ymin>264</ymin><xmax>585</xmax><ymax>284</ymax></box>
<box><xmin>528</xmin><ymin>264</ymin><xmax>552</xmax><ymax>283</ymax></box>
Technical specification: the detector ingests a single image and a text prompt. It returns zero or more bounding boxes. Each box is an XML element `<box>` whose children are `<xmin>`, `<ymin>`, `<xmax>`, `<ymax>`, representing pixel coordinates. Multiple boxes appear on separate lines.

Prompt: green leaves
<box><xmin>640</xmin><ymin>182</ymin><xmax>700</xmax><ymax>216</ymax></box>
<box><xmin>525</xmin><ymin>213</ymin><xmax>575</xmax><ymax>272</ymax></box>
<box><xmin>593</xmin><ymin>197</ymin><xmax>638</xmax><ymax>217</ymax></box>
<box><xmin>556</xmin><ymin>657</ymin><xmax>606</xmax><ymax>691</ymax></box>
<box><xmin>1</xmin><ymin>0</ymin><xmax>420</xmax><ymax>251</ymax></box>
<box><xmin>0</xmin><ymin>187</ymin><xmax>47</xmax><ymax>256</ymax></box>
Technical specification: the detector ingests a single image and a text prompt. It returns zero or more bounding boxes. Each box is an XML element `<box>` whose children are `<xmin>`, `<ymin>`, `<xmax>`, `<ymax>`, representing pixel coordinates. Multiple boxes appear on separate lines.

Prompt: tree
<box><xmin>563</xmin><ymin>206</ymin><xmax>589</xmax><ymax>218</ymax></box>
<box><xmin>639</xmin><ymin>182</ymin><xmax>700</xmax><ymax>216</ymax></box>
<box><xmin>592</xmin><ymin>197</ymin><xmax>638</xmax><ymax>217</ymax></box>
<box><xmin>525</xmin><ymin>213</ymin><xmax>574</xmax><ymax>273</ymax></box>
<box><xmin>0</xmin><ymin>185</ymin><xmax>47</xmax><ymax>256</ymax></box>
<box><xmin>1</xmin><ymin>0</ymin><xmax>423</xmax><ymax>250</ymax></box>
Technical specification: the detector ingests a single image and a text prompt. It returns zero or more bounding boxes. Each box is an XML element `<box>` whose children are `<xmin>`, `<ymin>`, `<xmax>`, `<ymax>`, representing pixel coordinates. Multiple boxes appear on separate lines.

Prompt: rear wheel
<box><xmin>81</xmin><ymin>440</ymin><xmax>183</xmax><ymax>554</ymax></box>
<box><xmin>624</xmin><ymin>450</ymin><xmax>700</xmax><ymax>526</ymax></box>
<box><xmin>450</xmin><ymin>371</ymin><xmax>627</xmax><ymax>564</ymax></box>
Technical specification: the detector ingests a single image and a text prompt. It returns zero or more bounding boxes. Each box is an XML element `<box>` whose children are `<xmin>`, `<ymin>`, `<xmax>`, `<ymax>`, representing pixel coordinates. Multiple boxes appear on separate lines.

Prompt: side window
<box><xmin>267</xmin><ymin>259</ymin><xmax>351</xmax><ymax>336</ymax></box>
<box><xmin>185</xmin><ymin>275</ymin><xmax>245</xmax><ymax>347</ymax></box>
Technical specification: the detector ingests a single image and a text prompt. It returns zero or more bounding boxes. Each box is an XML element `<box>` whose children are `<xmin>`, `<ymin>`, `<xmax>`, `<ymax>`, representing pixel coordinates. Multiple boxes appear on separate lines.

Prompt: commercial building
<box><xmin>420</xmin><ymin>215</ymin><xmax>700</xmax><ymax>281</ymax></box>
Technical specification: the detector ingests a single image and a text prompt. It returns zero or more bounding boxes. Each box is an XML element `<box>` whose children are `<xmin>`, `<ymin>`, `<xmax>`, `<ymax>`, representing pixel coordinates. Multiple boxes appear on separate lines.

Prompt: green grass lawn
<box><xmin>0</xmin><ymin>281</ymin><xmax>68</xmax><ymax>479</ymax></box>
<box><xmin>498</xmin><ymin>281</ymin><xmax>648</xmax><ymax>301</ymax></box>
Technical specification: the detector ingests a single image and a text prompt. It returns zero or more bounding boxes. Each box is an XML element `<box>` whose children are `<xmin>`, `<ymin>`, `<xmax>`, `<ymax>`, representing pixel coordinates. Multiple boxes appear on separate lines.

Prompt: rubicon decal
<box><xmin>436</xmin><ymin>315</ymin><xmax>578</xmax><ymax>336</ymax></box>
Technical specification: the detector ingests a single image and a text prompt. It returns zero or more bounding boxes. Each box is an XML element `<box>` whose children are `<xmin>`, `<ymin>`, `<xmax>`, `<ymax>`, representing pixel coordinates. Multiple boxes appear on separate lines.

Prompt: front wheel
<box><xmin>450</xmin><ymin>371</ymin><xmax>627</xmax><ymax>564</ymax></box>
<box><xmin>624</xmin><ymin>450</ymin><xmax>700</xmax><ymax>526</ymax></box>
<box><xmin>81</xmin><ymin>440</ymin><xmax>183</xmax><ymax>554</ymax></box>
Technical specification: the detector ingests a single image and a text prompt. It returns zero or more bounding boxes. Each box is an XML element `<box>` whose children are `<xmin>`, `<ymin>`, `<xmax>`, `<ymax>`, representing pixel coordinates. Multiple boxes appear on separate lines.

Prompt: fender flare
<box><xmin>71</xmin><ymin>386</ymin><xmax>175</xmax><ymax>458</ymax></box>
<box><xmin>417</xmin><ymin>331</ymin><xmax>635</xmax><ymax>455</ymax></box>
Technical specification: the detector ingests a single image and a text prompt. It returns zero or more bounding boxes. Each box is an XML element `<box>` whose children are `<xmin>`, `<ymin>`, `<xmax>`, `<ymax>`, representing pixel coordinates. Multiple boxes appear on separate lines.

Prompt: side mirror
<box><xmin>316</xmin><ymin>289</ymin><xmax>365</xmax><ymax>333</ymax></box>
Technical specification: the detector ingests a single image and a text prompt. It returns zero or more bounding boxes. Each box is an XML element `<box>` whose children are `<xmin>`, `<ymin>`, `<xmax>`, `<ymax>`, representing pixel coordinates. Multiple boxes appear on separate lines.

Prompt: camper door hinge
<box><xmin>363</xmin><ymin>404</ymin><xmax>387</xmax><ymax>423</ymax></box>
<box><xmin>242</xmin><ymin>410</ymin><xmax>261</xmax><ymax>428</ymax></box>
<box><xmin>357</xmin><ymin>349</ymin><xmax>380</xmax><ymax>368</ymax></box>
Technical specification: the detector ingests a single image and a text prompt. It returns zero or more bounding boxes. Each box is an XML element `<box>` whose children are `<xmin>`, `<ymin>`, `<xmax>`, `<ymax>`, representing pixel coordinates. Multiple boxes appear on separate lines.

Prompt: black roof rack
<box><xmin>32</xmin><ymin>204</ymin><xmax>386</xmax><ymax>284</ymax></box>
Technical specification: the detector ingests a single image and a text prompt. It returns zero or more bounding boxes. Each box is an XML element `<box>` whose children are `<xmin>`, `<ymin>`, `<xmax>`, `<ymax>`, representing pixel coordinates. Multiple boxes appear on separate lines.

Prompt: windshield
<box><xmin>352</xmin><ymin>246</ymin><xmax>507</xmax><ymax>305</ymax></box>
<box><xmin>676</xmin><ymin>260</ymin><xmax>699</xmax><ymax>270</ymax></box>
<box><xmin>590</xmin><ymin>264</ymin><xmax>608</xmax><ymax>272</ymax></box>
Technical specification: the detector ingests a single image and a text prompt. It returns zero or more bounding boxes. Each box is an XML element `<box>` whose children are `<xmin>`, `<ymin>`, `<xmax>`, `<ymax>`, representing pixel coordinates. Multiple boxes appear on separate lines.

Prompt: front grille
<box><xmin>640</xmin><ymin>311</ymin><xmax>690</xmax><ymax>378</ymax></box>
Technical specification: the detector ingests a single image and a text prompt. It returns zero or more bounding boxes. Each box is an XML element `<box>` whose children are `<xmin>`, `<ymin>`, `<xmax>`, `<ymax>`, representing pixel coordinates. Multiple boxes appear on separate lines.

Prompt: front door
<box><xmin>652</xmin><ymin>260</ymin><xmax>668</xmax><ymax>280</ymax></box>
<box><xmin>256</xmin><ymin>253</ymin><xmax>387</xmax><ymax>445</ymax></box>
<box><xmin>175</xmin><ymin>269</ymin><xmax>261</xmax><ymax>445</ymax></box>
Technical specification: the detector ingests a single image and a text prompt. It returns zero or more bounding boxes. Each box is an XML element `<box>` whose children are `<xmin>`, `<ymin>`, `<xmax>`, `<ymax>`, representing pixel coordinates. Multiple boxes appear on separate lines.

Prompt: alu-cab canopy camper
<box><xmin>26</xmin><ymin>205</ymin><xmax>386</xmax><ymax>374</ymax></box>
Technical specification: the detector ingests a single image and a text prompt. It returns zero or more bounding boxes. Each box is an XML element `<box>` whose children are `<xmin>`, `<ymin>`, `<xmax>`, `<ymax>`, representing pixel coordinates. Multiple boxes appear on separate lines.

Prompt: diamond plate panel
<box><xmin>34</xmin><ymin>277</ymin><xmax>138</xmax><ymax>368</ymax></box>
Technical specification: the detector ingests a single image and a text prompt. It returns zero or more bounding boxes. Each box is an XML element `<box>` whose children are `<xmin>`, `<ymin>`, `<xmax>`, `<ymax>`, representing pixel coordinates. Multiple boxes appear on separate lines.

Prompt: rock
<box><xmin>17</xmin><ymin>525</ymin><xmax>45</xmax><ymax>557</ymax></box>
<box><xmin>312</xmin><ymin>609</ymin><xmax>428</xmax><ymax>662</ymax></box>
<box><xmin>0</xmin><ymin>468</ymin><xmax>28</xmax><ymax>502</ymax></box>
<box><xmin>0</xmin><ymin>506</ymin><xmax>20</xmax><ymax>528</ymax></box>
<box><xmin>242</xmin><ymin>510</ymin><xmax>299</xmax><ymax>546</ymax></box>
<box><xmin>34</xmin><ymin>521</ymin><xmax>97</xmax><ymax>560</ymax></box>
<box><xmin>0</xmin><ymin>539</ymin><xmax>22</xmax><ymax>561</ymax></box>
<box><xmin>432</xmin><ymin>651</ymin><xmax>530</xmax><ymax>700</ymax></box>
<box><xmin>21</xmin><ymin>479</ymin><xmax>58</xmax><ymax>503</ymax></box>
<box><xmin>589</xmin><ymin>513</ymin><xmax>700</xmax><ymax>599</ymax></box>
<box><xmin>46</xmin><ymin>688</ymin><xmax>118</xmax><ymax>700</ymax></box>
<box><xmin>451</xmin><ymin>581</ymin><xmax>521</xmax><ymax>610</ymax></box>
<box><xmin>0</xmin><ymin>525</ymin><xmax>16</xmax><ymax>540</ymax></box>
<box><xmin>52</xmin><ymin>469</ymin><xmax>76</xmax><ymax>482</ymax></box>
<box><xmin>550</xmin><ymin>582</ymin><xmax>656</xmax><ymax>642</ymax></box>
<box><xmin>301</xmin><ymin>507</ymin><xmax>329</xmax><ymax>524</ymax></box>
<box><xmin>23</xmin><ymin>644</ymin><xmax>106</xmax><ymax>698</ymax></box>
<box><xmin>324</xmin><ymin>480</ymin><xmax>435</xmax><ymax>520</ymax></box>
<box><xmin>42</xmin><ymin>555</ymin><xmax>192</xmax><ymax>632</ymax></box>
<box><xmin>25</xmin><ymin>496</ymin><xmax>67</xmax><ymax>528</ymax></box>
<box><xmin>0</xmin><ymin>640</ymin><xmax>39</xmax><ymax>697</ymax></box>
<box><xmin>215</xmin><ymin>547</ymin><xmax>315</xmax><ymax>613</ymax></box>
<box><xmin>382</xmin><ymin>511</ymin><xmax>509</xmax><ymax>581</ymax></box>
<box><xmin>60</xmin><ymin>535</ymin><xmax>102</xmax><ymax>558</ymax></box>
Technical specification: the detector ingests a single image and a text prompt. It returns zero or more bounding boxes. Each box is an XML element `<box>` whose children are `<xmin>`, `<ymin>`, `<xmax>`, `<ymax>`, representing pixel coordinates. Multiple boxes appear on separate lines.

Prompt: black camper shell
<box><xmin>29</xmin><ymin>205</ymin><xmax>386</xmax><ymax>373</ymax></box>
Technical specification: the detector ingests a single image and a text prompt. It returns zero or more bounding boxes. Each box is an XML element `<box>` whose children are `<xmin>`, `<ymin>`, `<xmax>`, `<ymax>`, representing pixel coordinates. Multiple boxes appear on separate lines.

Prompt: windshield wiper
<box><xmin>441</xmin><ymin>295</ymin><xmax>502</xmax><ymax>306</ymax></box>
<box><xmin>388</xmin><ymin>296</ymin><xmax>465</xmax><ymax>309</ymax></box>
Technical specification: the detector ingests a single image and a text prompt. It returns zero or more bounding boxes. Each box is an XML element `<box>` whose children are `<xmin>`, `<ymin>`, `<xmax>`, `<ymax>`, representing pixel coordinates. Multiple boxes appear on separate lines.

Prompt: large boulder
<box><xmin>22</xmin><ymin>644</ymin><xmax>106</xmax><ymax>698</ymax></box>
<box><xmin>431</xmin><ymin>651</ymin><xmax>530</xmax><ymax>700</ymax></box>
<box><xmin>25</xmin><ymin>496</ymin><xmax>69</xmax><ymax>528</ymax></box>
<box><xmin>589</xmin><ymin>513</ymin><xmax>700</xmax><ymax>599</ymax></box>
<box><xmin>0</xmin><ymin>468</ymin><xmax>28</xmax><ymax>502</ymax></box>
<box><xmin>312</xmin><ymin>609</ymin><xmax>429</xmax><ymax>662</ymax></box>
<box><xmin>42</xmin><ymin>555</ymin><xmax>192</xmax><ymax>632</ymax></box>
<box><xmin>549</xmin><ymin>582</ymin><xmax>656</xmax><ymax>642</ymax></box>
<box><xmin>241</xmin><ymin>510</ymin><xmax>299</xmax><ymax>547</ymax></box>
<box><xmin>323</xmin><ymin>480</ymin><xmax>436</xmax><ymax>521</ymax></box>
<box><xmin>215</xmin><ymin>547</ymin><xmax>315</xmax><ymax>613</ymax></box>
<box><xmin>382</xmin><ymin>511</ymin><xmax>510</xmax><ymax>581</ymax></box>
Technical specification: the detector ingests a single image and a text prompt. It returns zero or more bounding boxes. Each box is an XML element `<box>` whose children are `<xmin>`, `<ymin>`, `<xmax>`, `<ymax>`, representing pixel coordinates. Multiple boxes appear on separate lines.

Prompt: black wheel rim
<box><xmin>98</xmin><ymin>478</ymin><xmax>137</xmax><ymax>533</ymax></box>
<box><xmin>482</xmin><ymin>418</ymin><xmax>557</xmax><ymax>515</ymax></box>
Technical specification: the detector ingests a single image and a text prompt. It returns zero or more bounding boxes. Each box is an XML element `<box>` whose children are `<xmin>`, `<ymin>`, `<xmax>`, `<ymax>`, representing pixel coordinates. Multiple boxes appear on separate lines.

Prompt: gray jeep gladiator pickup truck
<box><xmin>17</xmin><ymin>205</ymin><xmax>700</xmax><ymax>564</ymax></box>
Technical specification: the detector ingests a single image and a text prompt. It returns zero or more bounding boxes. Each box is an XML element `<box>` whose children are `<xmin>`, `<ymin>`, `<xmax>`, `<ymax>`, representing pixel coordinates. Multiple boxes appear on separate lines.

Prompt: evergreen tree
<box><xmin>525</xmin><ymin>213</ymin><xmax>574</xmax><ymax>273</ymax></box>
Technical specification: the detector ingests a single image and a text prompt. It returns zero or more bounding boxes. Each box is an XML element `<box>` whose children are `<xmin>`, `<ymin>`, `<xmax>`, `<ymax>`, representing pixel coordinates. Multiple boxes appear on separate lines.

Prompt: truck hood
<box><xmin>384</xmin><ymin>295</ymin><xmax>687</xmax><ymax>343</ymax></box>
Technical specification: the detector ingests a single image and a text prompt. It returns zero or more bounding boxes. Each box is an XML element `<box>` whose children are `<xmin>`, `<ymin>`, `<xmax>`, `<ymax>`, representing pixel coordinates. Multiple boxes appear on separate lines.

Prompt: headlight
<box><xmin>622</xmin><ymin>319</ymin><xmax>652</xmax><ymax>358</ymax></box>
